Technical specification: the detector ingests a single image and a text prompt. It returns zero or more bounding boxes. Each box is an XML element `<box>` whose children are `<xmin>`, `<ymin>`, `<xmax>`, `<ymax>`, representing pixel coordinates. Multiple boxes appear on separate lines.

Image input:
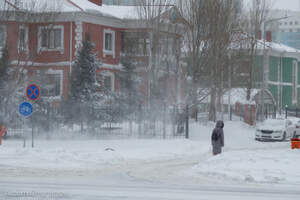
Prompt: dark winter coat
<box><xmin>211</xmin><ymin>120</ymin><xmax>224</xmax><ymax>155</ymax></box>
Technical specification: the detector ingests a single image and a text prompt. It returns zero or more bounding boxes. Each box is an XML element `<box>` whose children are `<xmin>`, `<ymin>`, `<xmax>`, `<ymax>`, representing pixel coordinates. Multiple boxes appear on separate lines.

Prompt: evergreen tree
<box><xmin>0</xmin><ymin>46</ymin><xmax>10</xmax><ymax>123</ymax></box>
<box><xmin>0</xmin><ymin>46</ymin><xmax>10</xmax><ymax>92</ymax></box>
<box><xmin>66</xmin><ymin>33</ymin><xmax>101</xmax><ymax>131</ymax></box>
<box><xmin>70</xmin><ymin>33</ymin><xmax>99</xmax><ymax>103</ymax></box>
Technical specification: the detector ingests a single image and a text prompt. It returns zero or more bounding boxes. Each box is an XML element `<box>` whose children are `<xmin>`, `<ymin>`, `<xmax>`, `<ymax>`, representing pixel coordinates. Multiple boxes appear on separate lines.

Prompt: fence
<box><xmin>235</xmin><ymin>103</ymin><xmax>256</xmax><ymax>126</ymax></box>
<box><xmin>285</xmin><ymin>107</ymin><xmax>300</xmax><ymax>119</ymax></box>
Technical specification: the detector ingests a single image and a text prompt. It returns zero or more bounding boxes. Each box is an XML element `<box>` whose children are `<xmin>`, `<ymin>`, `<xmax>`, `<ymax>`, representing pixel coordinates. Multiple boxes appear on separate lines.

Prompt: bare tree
<box><xmin>240</xmin><ymin>0</ymin><xmax>272</xmax><ymax>101</ymax></box>
<box><xmin>179</xmin><ymin>0</ymin><xmax>240</xmax><ymax>121</ymax></box>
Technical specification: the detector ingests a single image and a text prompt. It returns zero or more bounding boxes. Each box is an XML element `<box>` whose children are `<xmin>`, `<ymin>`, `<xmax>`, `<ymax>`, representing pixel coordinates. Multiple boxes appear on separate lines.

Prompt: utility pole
<box><xmin>228</xmin><ymin>53</ymin><xmax>232</xmax><ymax>121</ymax></box>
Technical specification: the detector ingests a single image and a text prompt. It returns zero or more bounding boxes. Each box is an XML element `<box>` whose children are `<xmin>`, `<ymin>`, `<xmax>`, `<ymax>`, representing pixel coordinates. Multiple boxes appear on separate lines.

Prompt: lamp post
<box><xmin>261</xmin><ymin>16</ymin><xmax>291</xmax><ymax>121</ymax></box>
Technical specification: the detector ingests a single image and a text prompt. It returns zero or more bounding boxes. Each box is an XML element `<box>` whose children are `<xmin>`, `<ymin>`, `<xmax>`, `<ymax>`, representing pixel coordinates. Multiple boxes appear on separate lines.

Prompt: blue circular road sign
<box><xmin>19</xmin><ymin>102</ymin><xmax>33</xmax><ymax>117</ymax></box>
<box><xmin>26</xmin><ymin>84</ymin><xmax>40</xmax><ymax>101</ymax></box>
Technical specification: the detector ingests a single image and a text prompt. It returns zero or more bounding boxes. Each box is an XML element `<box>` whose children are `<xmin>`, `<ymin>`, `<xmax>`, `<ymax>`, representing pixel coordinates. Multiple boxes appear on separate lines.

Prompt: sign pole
<box><xmin>23</xmin><ymin>117</ymin><xmax>26</xmax><ymax>148</ymax></box>
<box><xmin>25</xmin><ymin>83</ymin><xmax>40</xmax><ymax>148</ymax></box>
<box><xmin>31</xmin><ymin>115</ymin><xmax>34</xmax><ymax>148</ymax></box>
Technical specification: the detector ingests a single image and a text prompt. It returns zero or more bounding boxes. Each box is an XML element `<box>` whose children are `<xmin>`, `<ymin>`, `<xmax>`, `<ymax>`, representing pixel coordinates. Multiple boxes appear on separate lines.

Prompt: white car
<box><xmin>255</xmin><ymin>118</ymin><xmax>296</xmax><ymax>141</ymax></box>
<box><xmin>293</xmin><ymin>121</ymin><xmax>300</xmax><ymax>138</ymax></box>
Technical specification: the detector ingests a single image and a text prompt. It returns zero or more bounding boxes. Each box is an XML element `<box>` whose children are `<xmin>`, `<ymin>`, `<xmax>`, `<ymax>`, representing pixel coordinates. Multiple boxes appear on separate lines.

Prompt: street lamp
<box><xmin>260</xmin><ymin>16</ymin><xmax>291</xmax><ymax>121</ymax></box>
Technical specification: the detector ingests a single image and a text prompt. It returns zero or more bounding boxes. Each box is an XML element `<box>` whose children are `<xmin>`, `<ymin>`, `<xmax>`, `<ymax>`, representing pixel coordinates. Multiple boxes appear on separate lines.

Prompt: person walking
<box><xmin>211</xmin><ymin>120</ymin><xmax>224</xmax><ymax>155</ymax></box>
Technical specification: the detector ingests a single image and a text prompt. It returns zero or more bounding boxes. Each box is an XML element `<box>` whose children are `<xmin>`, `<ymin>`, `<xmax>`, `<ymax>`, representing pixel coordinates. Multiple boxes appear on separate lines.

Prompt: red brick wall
<box><xmin>26</xmin><ymin>66</ymin><xmax>70</xmax><ymax>101</ymax></box>
<box><xmin>3</xmin><ymin>21</ymin><xmax>74</xmax><ymax>64</ymax></box>
<box><xmin>88</xmin><ymin>0</ymin><xmax>102</xmax><ymax>6</ymax></box>
<box><xmin>82</xmin><ymin>22</ymin><xmax>121</xmax><ymax>65</ymax></box>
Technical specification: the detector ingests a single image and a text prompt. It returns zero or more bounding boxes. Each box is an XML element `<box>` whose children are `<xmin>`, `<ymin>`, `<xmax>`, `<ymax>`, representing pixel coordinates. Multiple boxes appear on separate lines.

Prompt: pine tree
<box><xmin>0</xmin><ymin>46</ymin><xmax>10</xmax><ymax>91</ymax></box>
<box><xmin>70</xmin><ymin>33</ymin><xmax>99</xmax><ymax>103</ymax></box>
<box><xmin>0</xmin><ymin>46</ymin><xmax>10</xmax><ymax>123</ymax></box>
<box><xmin>67</xmin><ymin>33</ymin><xmax>101</xmax><ymax>131</ymax></box>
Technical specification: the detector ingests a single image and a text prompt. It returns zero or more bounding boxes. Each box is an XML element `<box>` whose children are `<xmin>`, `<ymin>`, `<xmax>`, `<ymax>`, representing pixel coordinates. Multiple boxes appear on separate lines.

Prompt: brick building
<box><xmin>0</xmin><ymin>0</ymin><xmax>186</xmax><ymax>105</ymax></box>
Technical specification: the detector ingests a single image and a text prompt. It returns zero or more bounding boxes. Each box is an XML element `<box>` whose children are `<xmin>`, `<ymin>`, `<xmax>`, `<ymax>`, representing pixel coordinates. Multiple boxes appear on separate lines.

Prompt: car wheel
<box><xmin>282</xmin><ymin>132</ymin><xmax>286</xmax><ymax>141</ymax></box>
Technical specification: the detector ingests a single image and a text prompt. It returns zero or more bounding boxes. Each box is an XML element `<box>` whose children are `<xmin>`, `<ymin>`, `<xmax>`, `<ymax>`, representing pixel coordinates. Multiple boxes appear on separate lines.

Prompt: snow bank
<box><xmin>0</xmin><ymin>139</ymin><xmax>202</xmax><ymax>170</ymax></box>
<box><xmin>188</xmin><ymin>121</ymin><xmax>300</xmax><ymax>184</ymax></box>
<box><xmin>2</xmin><ymin>120</ymin><xmax>300</xmax><ymax>185</ymax></box>
<box><xmin>190</xmin><ymin>148</ymin><xmax>300</xmax><ymax>184</ymax></box>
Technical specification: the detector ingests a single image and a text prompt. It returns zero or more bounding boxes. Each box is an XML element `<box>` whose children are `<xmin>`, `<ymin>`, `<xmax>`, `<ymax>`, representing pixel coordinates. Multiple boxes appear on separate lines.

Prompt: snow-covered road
<box><xmin>1</xmin><ymin>173</ymin><xmax>300</xmax><ymax>200</ymax></box>
<box><xmin>1</xmin><ymin>121</ymin><xmax>300</xmax><ymax>199</ymax></box>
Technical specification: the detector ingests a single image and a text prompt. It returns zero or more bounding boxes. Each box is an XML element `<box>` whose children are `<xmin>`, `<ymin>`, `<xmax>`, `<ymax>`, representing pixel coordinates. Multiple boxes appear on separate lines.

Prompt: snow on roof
<box><xmin>201</xmin><ymin>88</ymin><xmax>258</xmax><ymax>105</ymax></box>
<box><xmin>223</xmin><ymin>88</ymin><xmax>258</xmax><ymax>105</ymax></box>
<box><xmin>230</xmin><ymin>32</ymin><xmax>300</xmax><ymax>53</ymax></box>
<box><xmin>0</xmin><ymin>0</ymin><xmax>78</xmax><ymax>12</ymax></box>
<box><xmin>73</xmin><ymin>0</ymin><xmax>139</xmax><ymax>19</ymax></box>
<box><xmin>256</xmin><ymin>40</ymin><xmax>300</xmax><ymax>53</ymax></box>
<box><xmin>1</xmin><ymin>0</ymin><xmax>140</xmax><ymax>19</ymax></box>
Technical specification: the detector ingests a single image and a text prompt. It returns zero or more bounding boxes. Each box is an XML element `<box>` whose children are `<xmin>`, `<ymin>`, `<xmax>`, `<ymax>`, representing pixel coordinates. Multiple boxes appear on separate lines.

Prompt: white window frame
<box><xmin>292</xmin><ymin>60</ymin><xmax>298</xmax><ymax>104</ymax></box>
<box><xmin>18</xmin><ymin>25</ymin><xmax>29</xmax><ymax>52</ymax></box>
<box><xmin>39</xmin><ymin>69</ymin><xmax>63</xmax><ymax>100</ymax></box>
<box><xmin>103</xmin><ymin>29</ymin><xmax>115</xmax><ymax>58</ymax></box>
<box><xmin>38</xmin><ymin>25</ymin><xmax>64</xmax><ymax>53</ymax></box>
<box><xmin>100</xmin><ymin>70</ymin><xmax>115</xmax><ymax>92</ymax></box>
<box><xmin>0</xmin><ymin>25</ymin><xmax>7</xmax><ymax>49</ymax></box>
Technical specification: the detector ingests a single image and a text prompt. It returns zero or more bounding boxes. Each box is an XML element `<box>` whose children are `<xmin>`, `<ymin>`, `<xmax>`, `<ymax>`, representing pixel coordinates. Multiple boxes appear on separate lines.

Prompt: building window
<box><xmin>290</xmin><ymin>21</ymin><xmax>293</xmax><ymax>25</ymax></box>
<box><xmin>18</xmin><ymin>26</ymin><xmax>28</xmax><ymax>51</ymax></box>
<box><xmin>295</xmin><ymin>21</ymin><xmax>299</xmax><ymax>25</ymax></box>
<box><xmin>38</xmin><ymin>26</ymin><xmax>64</xmax><ymax>51</ymax></box>
<box><xmin>98</xmin><ymin>71</ymin><xmax>115</xmax><ymax>92</ymax></box>
<box><xmin>39</xmin><ymin>72</ymin><xmax>62</xmax><ymax>98</ymax></box>
<box><xmin>104</xmin><ymin>76</ymin><xmax>112</xmax><ymax>90</ymax></box>
<box><xmin>0</xmin><ymin>25</ymin><xmax>7</xmax><ymax>48</ymax></box>
<box><xmin>284</xmin><ymin>22</ymin><xmax>288</xmax><ymax>25</ymax></box>
<box><xmin>105</xmin><ymin>32</ymin><xmax>112</xmax><ymax>51</ymax></box>
<box><xmin>290</xmin><ymin>29</ymin><xmax>293</xmax><ymax>32</ymax></box>
<box><xmin>103</xmin><ymin>29</ymin><xmax>115</xmax><ymax>57</ymax></box>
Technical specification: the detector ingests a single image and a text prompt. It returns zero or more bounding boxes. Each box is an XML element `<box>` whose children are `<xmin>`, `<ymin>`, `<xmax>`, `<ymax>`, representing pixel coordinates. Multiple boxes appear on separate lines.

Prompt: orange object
<box><xmin>0</xmin><ymin>125</ymin><xmax>7</xmax><ymax>145</ymax></box>
<box><xmin>291</xmin><ymin>138</ymin><xmax>300</xmax><ymax>149</ymax></box>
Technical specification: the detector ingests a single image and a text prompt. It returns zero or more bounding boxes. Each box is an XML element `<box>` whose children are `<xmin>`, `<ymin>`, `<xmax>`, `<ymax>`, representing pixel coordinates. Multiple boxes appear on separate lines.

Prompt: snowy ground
<box><xmin>1</xmin><ymin>119</ymin><xmax>300</xmax><ymax>199</ymax></box>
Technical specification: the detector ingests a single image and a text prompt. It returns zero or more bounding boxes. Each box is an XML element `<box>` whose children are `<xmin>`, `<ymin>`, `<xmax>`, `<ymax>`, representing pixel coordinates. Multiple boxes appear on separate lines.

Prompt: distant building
<box><xmin>269</xmin><ymin>10</ymin><xmax>300</xmax><ymax>50</ymax></box>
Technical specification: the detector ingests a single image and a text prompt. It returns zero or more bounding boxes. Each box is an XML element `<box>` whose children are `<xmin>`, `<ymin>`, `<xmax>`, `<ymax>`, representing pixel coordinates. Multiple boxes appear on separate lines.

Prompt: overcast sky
<box><xmin>244</xmin><ymin>0</ymin><xmax>299</xmax><ymax>11</ymax></box>
<box><xmin>273</xmin><ymin>0</ymin><xmax>299</xmax><ymax>10</ymax></box>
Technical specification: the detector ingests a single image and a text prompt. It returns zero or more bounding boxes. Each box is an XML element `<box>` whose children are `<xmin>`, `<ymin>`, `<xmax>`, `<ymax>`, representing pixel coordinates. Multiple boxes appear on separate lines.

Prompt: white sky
<box><xmin>244</xmin><ymin>0</ymin><xmax>300</xmax><ymax>11</ymax></box>
<box><xmin>272</xmin><ymin>0</ymin><xmax>299</xmax><ymax>11</ymax></box>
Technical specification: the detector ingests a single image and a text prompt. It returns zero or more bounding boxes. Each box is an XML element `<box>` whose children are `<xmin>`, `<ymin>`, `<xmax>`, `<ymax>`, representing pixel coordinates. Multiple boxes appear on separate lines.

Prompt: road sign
<box><xmin>19</xmin><ymin>102</ymin><xmax>33</xmax><ymax>117</ymax></box>
<box><xmin>26</xmin><ymin>84</ymin><xmax>40</xmax><ymax>101</ymax></box>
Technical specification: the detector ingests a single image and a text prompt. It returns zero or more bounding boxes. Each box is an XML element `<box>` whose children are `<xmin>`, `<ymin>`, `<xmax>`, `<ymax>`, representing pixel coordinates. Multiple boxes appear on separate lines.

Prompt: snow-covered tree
<box><xmin>66</xmin><ymin>33</ymin><xmax>101</xmax><ymax>131</ymax></box>
<box><xmin>0</xmin><ymin>46</ymin><xmax>10</xmax><ymax>123</ymax></box>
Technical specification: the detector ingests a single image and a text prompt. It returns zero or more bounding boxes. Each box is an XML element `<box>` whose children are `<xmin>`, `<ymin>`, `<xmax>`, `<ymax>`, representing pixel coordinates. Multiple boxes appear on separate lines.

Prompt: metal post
<box><xmin>228</xmin><ymin>53</ymin><xmax>232</xmax><ymax>121</ymax></box>
<box><xmin>285</xmin><ymin>105</ymin><xmax>288</xmax><ymax>119</ymax></box>
<box><xmin>31</xmin><ymin>115</ymin><xmax>34</xmax><ymax>148</ymax></box>
<box><xmin>23</xmin><ymin>118</ymin><xmax>26</xmax><ymax>148</ymax></box>
<box><xmin>185</xmin><ymin>104</ymin><xmax>189</xmax><ymax>139</ymax></box>
<box><xmin>163</xmin><ymin>104</ymin><xmax>166</xmax><ymax>139</ymax></box>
